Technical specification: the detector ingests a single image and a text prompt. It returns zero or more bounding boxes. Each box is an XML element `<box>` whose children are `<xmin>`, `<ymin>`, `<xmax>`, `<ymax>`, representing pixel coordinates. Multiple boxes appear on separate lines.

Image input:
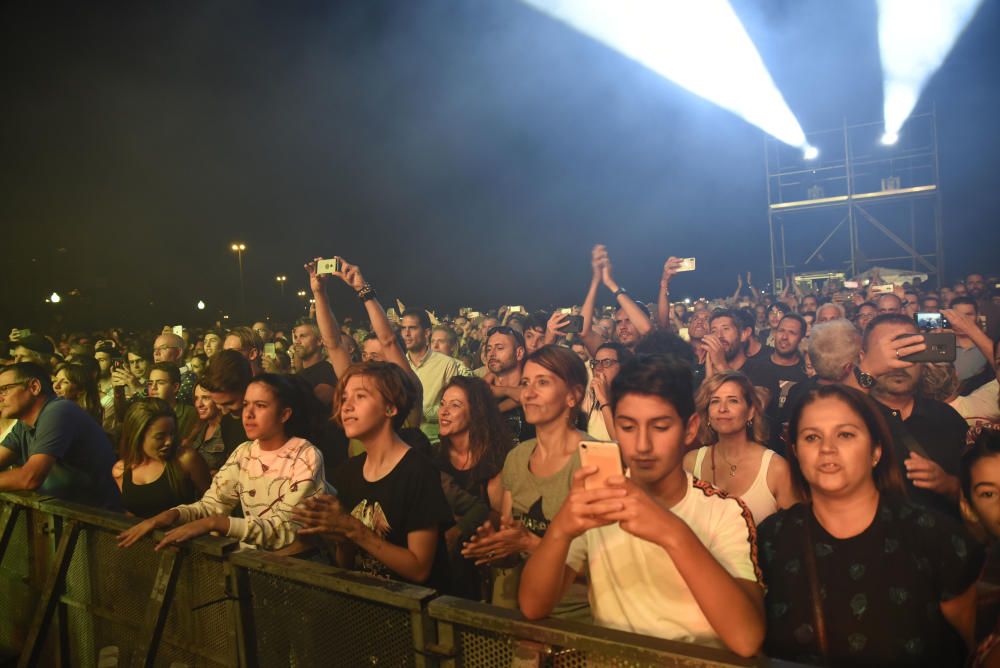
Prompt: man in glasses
<box><xmin>586</xmin><ymin>343</ymin><xmax>632</xmax><ymax>441</ymax></box>
<box><xmin>0</xmin><ymin>362</ymin><xmax>118</xmax><ymax>508</ymax></box>
<box><xmin>152</xmin><ymin>332</ymin><xmax>195</xmax><ymax>403</ymax></box>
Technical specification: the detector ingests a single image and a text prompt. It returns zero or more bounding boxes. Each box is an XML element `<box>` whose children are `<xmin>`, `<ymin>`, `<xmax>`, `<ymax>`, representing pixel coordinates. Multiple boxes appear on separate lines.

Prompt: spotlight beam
<box><xmin>519</xmin><ymin>0</ymin><xmax>808</xmax><ymax>148</ymax></box>
<box><xmin>878</xmin><ymin>0</ymin><xmax>984</xmax><ymax>137</ymax></box>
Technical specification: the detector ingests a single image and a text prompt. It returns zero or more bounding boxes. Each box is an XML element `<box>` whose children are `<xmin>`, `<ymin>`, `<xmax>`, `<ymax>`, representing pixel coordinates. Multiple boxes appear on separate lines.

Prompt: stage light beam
<box><xmin>877</xmin><ymin>0</ymin><xmax>984</xmax><ymax>138</ymax></box>
<box><xmin>519</xmin><ymin>0</ymin><xmax>809</xmax><ymax>149</ymax></box>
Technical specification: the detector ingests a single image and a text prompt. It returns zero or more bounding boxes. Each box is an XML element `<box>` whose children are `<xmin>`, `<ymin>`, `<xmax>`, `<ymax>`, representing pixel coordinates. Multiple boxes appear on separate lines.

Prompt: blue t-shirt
<box><xmin>2</xmin><ymin>397</ymin><xmax>119</xmax><ymax>508</ymax></box>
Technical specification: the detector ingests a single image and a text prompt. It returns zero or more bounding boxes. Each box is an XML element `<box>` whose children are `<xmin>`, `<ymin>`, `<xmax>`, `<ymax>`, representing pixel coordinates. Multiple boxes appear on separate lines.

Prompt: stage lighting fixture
<box><xmin>877</xmin><ymin>0</ymin><xmax>983</xmax><ymax>138</ymax></box>
<box><xmin>803</xmin><ymin>145</ymin><xmax>819</xmax><ymax>160</ymax></box>
<box><xmin>519</xmin><ymin>0</ymin><xmax>809</xmax><ymax>149</ymax></box>
<box><xmin>880</xmin><ymin>131</ymin><xmax>899</xmax><ymax>146</ymax></box>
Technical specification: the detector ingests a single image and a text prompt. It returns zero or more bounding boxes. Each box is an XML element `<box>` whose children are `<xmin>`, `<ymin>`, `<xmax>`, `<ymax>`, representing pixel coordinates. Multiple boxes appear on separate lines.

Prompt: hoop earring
<box><xmin>385</xmin><ymin>408</ymin><xmax>393</xmax><ymax>416</ymax></box>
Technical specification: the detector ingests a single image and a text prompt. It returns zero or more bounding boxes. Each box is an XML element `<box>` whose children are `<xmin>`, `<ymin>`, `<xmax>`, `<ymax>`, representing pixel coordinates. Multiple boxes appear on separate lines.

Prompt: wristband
<box><xmin>357</xmin><ymin>284</ymin><xmax>378</xmax><ymax>303</ymax></box>
<box><xmin>613</xmin><ymin>287</ymin><xmax>627</xmax><ymax>298</ymax></box>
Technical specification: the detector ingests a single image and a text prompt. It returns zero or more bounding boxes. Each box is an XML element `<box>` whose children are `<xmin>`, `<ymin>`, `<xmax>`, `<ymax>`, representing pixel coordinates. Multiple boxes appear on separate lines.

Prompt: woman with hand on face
<box><xmin>436</xmin><ymin>376</ymin><xmax>512</xmax><ymax>599</ymax></box>
<box><xmin>586</xmin><ymin>343</ymin><xmax>631</xmax><ymax>441</ymax></box>
<box><xmin>117</xmin><ymin>374</ymin><xmax>328</xmax><ymax>555</ymax></box>
<box><xmin>292</xmin><ymin>362</ymin><xmax>453</xmax><ymax>590</ymax></box>
<box><xmin>462</xmin><ymin>345</ymin><xmax>592</xmax><ymax>619</ymax></box>
<box><xmin>112</xmin><ymin>398</ymin><xmax>211</xmax><ymax>517</ymax></box>
<box><xmin>758</xmin><ymin>384</ymin><xmax>983</xmax><ymax>667</ymax></box>
<box><xmin>684</xmin><ymin>371</ymin><xmax>798</xmax><ymax>525</ymax></box>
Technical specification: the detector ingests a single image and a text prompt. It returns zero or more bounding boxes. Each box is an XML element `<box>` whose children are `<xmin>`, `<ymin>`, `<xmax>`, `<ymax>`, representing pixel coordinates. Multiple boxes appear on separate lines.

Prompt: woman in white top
<box><xmin>683</xmin><ymin>370</ymin><xmax>798</xmax><ymax>525</ymax></box>
<box><xmin>585</xmin><ymin>343</ymin><xmax>631</xmax><ymax>441</ymax></box>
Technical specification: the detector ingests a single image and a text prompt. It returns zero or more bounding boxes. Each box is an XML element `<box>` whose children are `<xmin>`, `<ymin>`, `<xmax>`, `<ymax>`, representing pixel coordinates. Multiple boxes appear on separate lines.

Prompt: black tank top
<box><xmin>122</xmin><ymin>462</ymin><xmax>197</xmax><ymax>518</ymax></box>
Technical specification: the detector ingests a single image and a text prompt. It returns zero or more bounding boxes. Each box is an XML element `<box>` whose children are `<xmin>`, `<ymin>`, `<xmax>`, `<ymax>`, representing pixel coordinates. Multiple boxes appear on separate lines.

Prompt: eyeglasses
<box><xmin>0</xmin><ymin>381</ymin><xmax>29</xmax><ymax>396</ymax></box>
<box><xmin>486</xmin><ymin>326</ymin><xmax>516</xmax><ymax>338</ymax></box>
<box><xmin>590</xmin><ymin>359</ymin><xmax>619</xmax><ymax>369</ymax></box>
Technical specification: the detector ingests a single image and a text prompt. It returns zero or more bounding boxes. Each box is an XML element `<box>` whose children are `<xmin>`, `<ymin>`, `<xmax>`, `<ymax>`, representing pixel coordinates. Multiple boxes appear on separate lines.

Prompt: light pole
<box><xmin>275</xmin><ymin>275</ymin><xmax>287</xmax><ymax>296</ymax></box>
<box><xmin>230</xmin><ymin>243</ymin><xmax>247</xmax><ymax>310</ymax></box>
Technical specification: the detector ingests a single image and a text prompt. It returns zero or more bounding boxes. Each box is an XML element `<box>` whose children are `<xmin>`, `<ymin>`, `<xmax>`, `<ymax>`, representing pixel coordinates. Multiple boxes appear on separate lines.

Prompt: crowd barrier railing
<box><xmin>0</xmin><ymin>492</ymin><xmax>805</xmax><ymax>668</ymax></box>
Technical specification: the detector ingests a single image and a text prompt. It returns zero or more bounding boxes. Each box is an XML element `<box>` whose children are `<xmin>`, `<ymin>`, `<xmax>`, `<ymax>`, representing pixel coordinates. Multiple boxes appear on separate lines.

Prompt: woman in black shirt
<box><xmin>758</xmin><ymin>384</ymin><xmax>982</xmax><ymax>667</ymax></box>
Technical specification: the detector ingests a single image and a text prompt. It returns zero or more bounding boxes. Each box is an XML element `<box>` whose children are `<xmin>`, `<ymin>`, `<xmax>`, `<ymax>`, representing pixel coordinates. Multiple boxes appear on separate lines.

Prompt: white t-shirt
<box><xmin>565</xmin><ymin>472</ymin><xmax>760</xmax><ymax>647</ymax></box>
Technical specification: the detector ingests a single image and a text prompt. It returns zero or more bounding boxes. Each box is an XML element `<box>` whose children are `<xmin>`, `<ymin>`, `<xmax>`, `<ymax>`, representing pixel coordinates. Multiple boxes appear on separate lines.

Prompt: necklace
<box><xmin>711</xmin><ymin>444</ymin><xmax>739</xmax><ymax>478</ymax></box>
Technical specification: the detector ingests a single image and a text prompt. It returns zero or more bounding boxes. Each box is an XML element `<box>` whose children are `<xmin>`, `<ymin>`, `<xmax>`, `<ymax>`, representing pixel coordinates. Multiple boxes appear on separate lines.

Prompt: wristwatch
<box><xmin>613</xmin><ymin>287</ymin><xmax>627</xmax><ymax>298</ymax></box>
<box><xmin>854</xmin><ymin>366</ymin><xmax>876</xmax><ymax>388</ymax></box>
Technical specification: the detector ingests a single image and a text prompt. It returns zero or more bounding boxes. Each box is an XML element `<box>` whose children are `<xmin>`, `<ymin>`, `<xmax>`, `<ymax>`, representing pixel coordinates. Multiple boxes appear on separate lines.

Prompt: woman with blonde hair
<box><xmin>684</xmin><ymin>370</ymin><xmax>798</xmax><ymax>524</ymax></box>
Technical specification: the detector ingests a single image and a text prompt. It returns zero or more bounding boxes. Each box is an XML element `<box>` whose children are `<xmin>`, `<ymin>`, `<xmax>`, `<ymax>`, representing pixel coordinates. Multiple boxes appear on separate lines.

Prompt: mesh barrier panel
<box><xmin>455</xmin><ymin>627</ymin><xmax>514</xmax><ymax>667</ymax></box>
<box><xmin>549</xmin><ymin>648</ymin><xmax>652</xmax><ymax>668</ymax></box>
<box><xmin>160</xmin><ymin>553</ymin><xmax>235</xmax><ymax>667</ymax></box>
<box><xmin>246</xmin><ymin>570</ymin><xmax>415</xmax><ymax>667</ymax></box>
<box><xmin>0</xmin><ymin>507</ymin><xmax>34</xmax><ymax>654</ymax></box>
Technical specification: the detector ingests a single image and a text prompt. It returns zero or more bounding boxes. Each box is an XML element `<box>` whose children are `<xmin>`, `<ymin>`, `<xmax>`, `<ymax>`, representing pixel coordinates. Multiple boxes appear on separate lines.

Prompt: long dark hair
<box><xmin>54</xmin><ymin>362</ymin><xmax>103</xmax><ymax>424</ymax></box>
<box><xmin>786</xmin><ymin>384</ymin><xmax>906</xmax><ymax>500</ymax></box>
<box><xmin>439</xmin><ymin>376</ymin><xmax>512</xmax><ymax>479</ymax></box>
<box><xmin>247</xmin><ymin>373</ymin><xmax>319</xmax><ymax>441</ymax></box>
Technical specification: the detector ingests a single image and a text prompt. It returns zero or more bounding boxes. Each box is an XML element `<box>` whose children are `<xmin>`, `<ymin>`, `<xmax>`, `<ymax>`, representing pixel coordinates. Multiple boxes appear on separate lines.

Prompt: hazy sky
<box><xmin>2</xmin><ymin>0</ymin><xmax>998</xmax><ymax>330</ymax></box>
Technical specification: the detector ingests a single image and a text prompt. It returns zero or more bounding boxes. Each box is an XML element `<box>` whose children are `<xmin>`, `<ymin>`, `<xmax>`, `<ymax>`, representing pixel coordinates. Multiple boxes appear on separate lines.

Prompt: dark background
<box><xmin>2</xmin><ymin>0</ymin><xmax>998</xmax><ymax>331</ymax></box>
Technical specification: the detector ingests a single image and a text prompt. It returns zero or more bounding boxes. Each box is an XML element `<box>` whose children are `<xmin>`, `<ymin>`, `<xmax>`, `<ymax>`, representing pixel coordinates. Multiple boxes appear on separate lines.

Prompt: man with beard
<box><xmin>865</xmin><ymin>314</ymin><xmax>967</xmax><ymax>516</ymax></box>
<box><xmin>580</xmin><ymin>245</ymin><xmax>653</xmax><ymax>355</ymax></box>
<box><xmin>966</xmin><ymin>272</ymin><xmax>1000</xmax><ymax>341</ymax></box>
<box><xmin>483</xmin><ymin>326</ymin><xmax>534</xmax><ymax>443</ymax></box>
<box><xmin>742</xmin><ymin>314</ymin><xmax>809</xmax><ymax>413</ymax></box>
<box><xmin>292</xmin><ymin>318</ymin><xmax>337</xmax><ymax>409</ymax></box>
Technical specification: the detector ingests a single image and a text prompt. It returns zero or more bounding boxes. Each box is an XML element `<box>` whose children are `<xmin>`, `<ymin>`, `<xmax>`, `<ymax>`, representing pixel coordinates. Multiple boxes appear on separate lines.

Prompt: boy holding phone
<box><xmin>519</xmin><ymin>356</ymin><xmax>764</xmax><ymax>657</ymax></box>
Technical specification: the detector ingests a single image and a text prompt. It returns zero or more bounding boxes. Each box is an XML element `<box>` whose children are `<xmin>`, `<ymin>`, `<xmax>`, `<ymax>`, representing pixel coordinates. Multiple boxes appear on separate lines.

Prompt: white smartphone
<box><xmin>263</xmin><ymin>343</ymin><xmax>276</xmax><ymax>358</ymax></box>
<box><xmin>172</xmin><ymin>325</ymin><xmax>184</xmax><ymax>336</ymax></box>
<box><xmin>508</xmin><ymin>305</ymin><xmax>525</xmax><ymax>313</ymax></box>
<box><xmin>677</xmin><ymin>257</ymin><xmax>696</xmax><ymax>272</ymax></box>
<box><xmin>316</xmin><ymin>258</ymin><xmax>342</xmax><ymax>275</ymax></box>
<box><xmin>870</xmin><ymin>283</ymin><xmax>895</xmax><ymax>295</ymax></box>
<box><xmin>579</xmin><ymin>441</ymin><xmax>624</xmax><ymax>490</ymax></box>
<box><xmin>843</xmin><ymin>280</ymin><xmax>859</xmax><ymax>289</ymax></box>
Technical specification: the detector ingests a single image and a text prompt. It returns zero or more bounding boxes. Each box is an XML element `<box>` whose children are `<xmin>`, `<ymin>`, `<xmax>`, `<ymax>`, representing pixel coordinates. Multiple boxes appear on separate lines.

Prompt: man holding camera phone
<box><xmin>519</xmin><ymin>356</ymin><xmax>764</xmax><ymax>656</ymax></box>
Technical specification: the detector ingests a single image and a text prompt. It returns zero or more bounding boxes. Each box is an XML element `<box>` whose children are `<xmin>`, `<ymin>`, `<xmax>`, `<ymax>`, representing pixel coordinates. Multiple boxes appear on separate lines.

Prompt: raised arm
<box><xmin>580</xmin><ymin>245</ymin><xmax>605</xmax><ymax>354</ymax></box>
<box><xmin>657</xmin><ymin>257</ymin><xmax>682</xmax><ymax>330</ymax></box>
<box><xmin>944</xmin><ymin>308</ymin><xmax>996</xmax><ymax>372</ymax></box>
<box><xmin>602</xmin><ymin>249</ymin><xmax>653</xmax><ymax>336</ymax></box>
<box><xmin>305</xmin><ymin>258</ymin><xmax>353</xmax><ymax>378</ymax></box>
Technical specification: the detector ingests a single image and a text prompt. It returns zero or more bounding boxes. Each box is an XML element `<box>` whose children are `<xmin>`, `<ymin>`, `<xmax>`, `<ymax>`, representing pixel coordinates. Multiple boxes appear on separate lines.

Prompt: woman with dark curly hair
<box><xmin>436</xmin><ymin>375</ymin><xmax>513</xmax><ymax>598</ymax></box>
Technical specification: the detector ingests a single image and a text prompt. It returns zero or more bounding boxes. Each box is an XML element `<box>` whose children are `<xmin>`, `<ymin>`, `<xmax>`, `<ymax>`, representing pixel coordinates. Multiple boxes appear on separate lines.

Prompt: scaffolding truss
<box><xmin>766</xmin><ymin>110</ymin><xmax>943</xmax><ymax>289</ymax></box>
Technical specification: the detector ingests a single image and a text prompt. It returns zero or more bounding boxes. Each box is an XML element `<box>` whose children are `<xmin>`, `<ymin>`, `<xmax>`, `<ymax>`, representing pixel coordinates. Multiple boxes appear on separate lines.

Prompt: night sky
<box><xmin>2</xmin><ymin>0</ymin><xmax>998</xmax><ymax>331</ymax></box>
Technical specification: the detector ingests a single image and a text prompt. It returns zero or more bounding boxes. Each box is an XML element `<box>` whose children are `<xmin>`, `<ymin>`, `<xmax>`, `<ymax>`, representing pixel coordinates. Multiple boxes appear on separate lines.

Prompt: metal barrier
<box><xmin>0</xmin><ymin>492</ymin><xmax>804</xmax><ymax>668</ymax></box>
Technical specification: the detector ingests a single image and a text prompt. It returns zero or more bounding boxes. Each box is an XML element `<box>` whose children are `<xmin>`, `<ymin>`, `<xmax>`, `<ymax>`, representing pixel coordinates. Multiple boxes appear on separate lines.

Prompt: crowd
<box><xmin>2</xmin><ymin>244</ymin><xmax>1000</xmax><ymax>666</ymax></box>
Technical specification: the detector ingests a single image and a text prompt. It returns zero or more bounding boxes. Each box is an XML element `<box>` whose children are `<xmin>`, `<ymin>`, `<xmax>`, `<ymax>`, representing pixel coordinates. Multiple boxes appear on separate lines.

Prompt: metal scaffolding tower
<box><xmin>766</xmin><ymin>110</ymin><xmax>943</xmax><ymax>289</ymax></box>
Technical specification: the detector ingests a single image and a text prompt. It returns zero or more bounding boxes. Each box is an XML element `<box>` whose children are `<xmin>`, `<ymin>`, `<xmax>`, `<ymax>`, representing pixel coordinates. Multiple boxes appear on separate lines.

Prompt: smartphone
<box><xmin>914</xmin><ymin>312</ymin><xmax>949</xmax><ymax>331</ymax></box>
<box><xmin>509</xmin><ymin>305</ymin><xmax>525</xmax><ymax>314</ymax></box>
<box><xmin>843</xmin><ymin>280</ymin><xmax>859</xmax><ymax>289</ymax></box>
<box><xmin>677</xmin><ymin>257</ymin><xmax>696</xmax><ymax>272</ymax></box>
<box><xmin>316</xmin><ymin>258</ymin><xmax>342</xmax><ymax>275</ymax></box>
<box><xmin>870</xmin><ymin>283</ymin><xmax>895</xmax><ymax>295</ymax></box>
<box><xmin>562</xmin><ymin>315</ymin><xmax>584</xmax><ymax>334</ymax></box>
<box><xmin>263</xmin><ymin>343</ymin><xmax>276</xmax><ymax>358</ymax></box>
<box><xmin>111</xmin><ymin>357</ymin><xmax>126</xmax><ymax>372</ymax></box>
<box><xmin>467</xmin><ymin>310</ymin><xmax>482</xmax><ymax>319</ymax></box>
<box><xmin>172</xmin><ymin>325</ymin><xmax>184</xmax><ymax>337</ymax></box>
<box><xmin>579</xmin><ymin>441</ymin><xmax>624</xmax><ymax>490</ymax></box>
<box><xmin>559</xmin><ymin>307</ymin><xmax>573</xmax><ymax>315</ymax></box>
<box><xmin>15</xmin><ymin>328</ymin><xmax>32</xmax><ymax>338</ymax></box>
<box><xmin>900</xmin><ymin>332</ymin><xmax>957</xmax><ymax>363</ymax></box>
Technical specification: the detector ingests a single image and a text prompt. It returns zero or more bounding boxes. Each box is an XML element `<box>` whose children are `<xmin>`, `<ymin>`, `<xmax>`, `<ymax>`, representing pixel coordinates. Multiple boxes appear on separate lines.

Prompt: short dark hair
<box><xmin>292</xmin><ymin>318</ymin><xmax>321</xmax><ymax>335</ymax></box>
<box><xmin>2</xmin><ymin>362</ymin><xmax>54</xmax><ymax>396</ymax></box>
<box><xmin>525</xmin><ymin>345</ymin><xmax>588</xmax><ymax>424</ymax></box>
<box><xmin>487</xmin><ymin>326</ymin><xmax>526</xmax><ymax>352</ymax></box>
<box><xmin>199</xmin><ymin>349</ymin><xmax>253</xmax><ymax>394</ymax></box>
<box><xmin>615</xmin><ymin>302</ymin><xmax>652</xmax><ymax>319</ymax></box>
<box><xmin>862</xmin><ymin>313</ymin><xmax>916</xmax><ymax>351</ymax></box>
<box><xmin>595</xmin><ymin>342</ymin><xmax>633</xmax><ymax>365</ymax></box>
<box><xmin>708</xmin><ymin>308</ymin><xmax>739</xmax><ymax>329</ymax></box>
<box><xmin>768</xmin><ymin>302</ymin><xmax>791</xmax><ymax>317</ymax></box>
<box><xmin>734</xmin><ymin>308</ymin><xmax>756</xmax><ymax>333</ymax></box>
<box><xmin>779</xmin><ymin>313</ymin><xmax>807</xmax><ymax>337</ymax></box>
<box><xmin>949</xmin><ymin>296</ymin><xmax>978</xmax><ymax>313</ymax></box>
<box><xmin>149</xmin><ymin>361</ymin><xmax>181</xmax><ymax>385</ymax></box>
<box><xmin>525</xmin><ymin>312</ymin><xmax>549</xmax><ymax>333</ymax></box>
<box><xmin>632</xmin><ymin>331</ymin><xmax>696</xmax><ymax>370</ymax></box>
<box><xmin>401</xmin><ymin>309</ymin><xmax>432</xmax><ymax>330</ymax></box>
<box><xmin>249</xmin><ymin>373</ymin><xmax>321</xmax><ymax>440</ymax></box>
<box><xmin>610</xmin><ymin>354</ymin><xmax>696</xmax><ymax>421</ymax></box>
<box><xmin>960</xmin><ymin>428</ymin><xmax>1000</xmax><ymax>501</ymax></box>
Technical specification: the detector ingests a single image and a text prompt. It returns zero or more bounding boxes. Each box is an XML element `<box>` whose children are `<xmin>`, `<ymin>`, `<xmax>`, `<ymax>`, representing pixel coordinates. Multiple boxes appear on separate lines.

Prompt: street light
<box><xmin>50</xmin><ymin>292</ymin><xmax>62</xmax><ymax>303</ymax></box>
<box><xmin>197</xmin><ymin>300</ymin><xmax>206</xmax><ymax>310</ymax></box>
<box><xmin>230</xmin><ymin>243</ymin><xmax>247</xmax><ymax>309</ymax></box>
<box><xmin>297</xmin><ymin>290</ymin><xmax>307</xmax><ymax>298</ymax></box>
<box><xmin>275</xmin><ymin>275</ymin><xmax>287</xmax><ymax>296</ymax></box>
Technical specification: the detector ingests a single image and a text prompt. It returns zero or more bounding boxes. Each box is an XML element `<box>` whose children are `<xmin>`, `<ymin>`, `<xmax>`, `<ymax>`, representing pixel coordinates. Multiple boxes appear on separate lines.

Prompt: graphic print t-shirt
<box><xmin>331</xmin><ymin>448</ymin><xmax>453</xmax><ymax>592</ymax></box>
